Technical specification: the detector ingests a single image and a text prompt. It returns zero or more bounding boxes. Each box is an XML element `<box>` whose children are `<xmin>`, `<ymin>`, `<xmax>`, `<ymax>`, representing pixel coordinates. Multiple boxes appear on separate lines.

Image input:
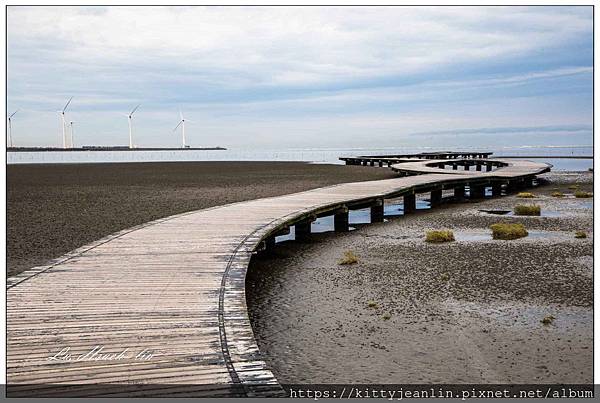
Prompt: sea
<box><xmin>6</xmin><ymin>145</ymin><xmax>594</xmax><ymax>171</ymax></box>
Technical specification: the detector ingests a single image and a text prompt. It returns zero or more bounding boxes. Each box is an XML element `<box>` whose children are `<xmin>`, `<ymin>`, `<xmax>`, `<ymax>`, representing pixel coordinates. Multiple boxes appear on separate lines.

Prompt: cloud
<box><xmin>6</xmin><ymin>6</ymin><xmax>593</xmax><ymax>148</ymax></box>
<box><xmin>409</xmin><ymin>124</ymin><xmax>593</xmax><ymax>137</ymax></box>
<box><xmin>8</xmin><ymin>6</ymin><xmax>592</xmax><ymax>87</ymax></box>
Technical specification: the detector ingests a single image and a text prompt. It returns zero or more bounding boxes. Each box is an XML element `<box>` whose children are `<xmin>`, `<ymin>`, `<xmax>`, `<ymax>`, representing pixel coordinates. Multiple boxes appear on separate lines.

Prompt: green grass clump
<box><xmin>541</xmin><ymin>315</ymin><xmax>555</xmax><ymax>325</ymax></box>
<box><xmin>382</xmin><ymin>313</ymin><xmax>391</xmax><ymax>320</ymax></box>
<box><xmin>575</xmin><ymin>231</ymin><xmax>587</xmax><ymax>239</ymax></box>
<box><xmin>517</xmin><ymin>192</ymin><xmax>536</xmax><ymax>198</ymax></box>
<box><xmin>425</xmin><ymin>230</ymin><xmax>455</xmax><ymax>243</ymax></box>
<box><xmin>568</xmin><ymin>184</ymin><xmax>580</xmax><ymax>190</ymax></box>
<box><xmin>440</xmin><ymin>273</ymin><xmax>450</xmax><ymax>282</ymax></box>
<box><xmin>551</xmin><ymin>191</ymin><xmax>564</xmax><ymax>198</ymax></box>
<box><xmin>513</xmin><ymin>204</ymin><xmax>541</xmax><ymax>216</ymax></box>
<box><xmin>490</xmin><ymin>223</ymin><xmax>528</xmax><ymax>240</ymax></box>
<box><xmin>574</xmin><ymin>190</ymin><xmax>593</xmax><ymax>198</ymax></box>
<box><xmin>367</xmin><ymin>300</ymin><xmax>378</xmax><ymax>308</ymax></box>
<box><xmin>338</xmin><ymin>250</ymin><xmax>359</xmax><ymax>265</ymax></box>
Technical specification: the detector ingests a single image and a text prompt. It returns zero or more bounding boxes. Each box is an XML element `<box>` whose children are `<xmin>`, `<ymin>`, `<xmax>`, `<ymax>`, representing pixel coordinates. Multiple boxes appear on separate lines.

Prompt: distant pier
<box><xmin>493</xmin><ymin>155</ymin><xmax>593</xmax><ymax>159</ymax></box>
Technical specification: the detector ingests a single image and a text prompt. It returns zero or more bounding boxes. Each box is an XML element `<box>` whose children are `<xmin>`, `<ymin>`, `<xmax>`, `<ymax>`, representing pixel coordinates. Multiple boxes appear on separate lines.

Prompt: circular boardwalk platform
<box><xmin>6</xmin><ymin>158</ymin><xmax>550</xmax><ymax>397</ymax></box>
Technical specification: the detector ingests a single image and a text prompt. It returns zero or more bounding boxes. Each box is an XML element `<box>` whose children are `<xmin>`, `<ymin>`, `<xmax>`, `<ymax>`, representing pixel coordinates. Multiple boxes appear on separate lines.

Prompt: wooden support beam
<box><xmin>524</xmin><ymin>177</ymin><xmax>535</xmax><ymax>188</ymax></box>
<box><xmin>454</xmin><ymin>185</ymin><xmax>465</xmax><ymax>200</ymax></box>
<box><xmin>295</xmin><ymin>220</ymin><xmax>312</xmax><ymax>241</ymax></box>
<box><xmin>370</xmin><ymin>199</ymin><xmax>384</xmax><ymax>223</ymax></box>
<box><xmin>430</xmin><ymin>189</ymin><xmax>443</xmax><ymax>207</ymax></box>
<box><xmin>403</xmin><ymin>193</ymin><xmax>416</xmax><ymax>214</ymax></box>
<box><xmin>516</xmin><ymin>179</ymin><xmax>528</xmax><ymax>189</ymax></box>
<box><xmin>334</xmin><ymin>210</ymin><xmax>349</xmax><ymax>232</ymax></box>
<box><xmin>265</xmin><ymin>236</ymin><xmax>276</xmax><ymax>250</ymax></box>
<box><xmin>491</xmin><ymin>183</ymin><xmax>502</xmax><ymax>197</ymax></box>
<box><xmin>505</xmin><ymin>181</ymin><xmax>518</xmax><ymax>193</ymax></box>
<box><xmin>470</xmin><ymin>184</ymin><xmax>486</xmax><ymax>199</ymax></box>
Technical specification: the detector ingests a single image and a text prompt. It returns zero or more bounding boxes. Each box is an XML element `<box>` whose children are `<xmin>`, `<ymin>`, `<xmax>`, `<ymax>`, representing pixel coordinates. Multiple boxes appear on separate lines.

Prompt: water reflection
<box><xmin>275</xmin><ymin>200</ymin><xmax>432</xmax><ymax>243</ymax></box>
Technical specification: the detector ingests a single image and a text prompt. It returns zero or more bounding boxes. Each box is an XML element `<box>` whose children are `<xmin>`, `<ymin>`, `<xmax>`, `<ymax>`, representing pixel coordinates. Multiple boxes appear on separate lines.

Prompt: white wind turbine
<box><xmin>173</xmin><ymin>110</ymin><xmax>192</xmax><ymax>148</ymax></box>
<box><xmin>125</xmin><ymin>104</ymin><xmax>140</xmax><ymax>148</ymax></box>
<box><xmin>59</xmin><ymin>97</ymin><xmax>73</xmax><ymax>148</ymax></box>
<box><xmin>7</xmin><ymin>109</ymin><xmax>18</xmax><ymax>148</ymax></box>
<box><xmin>69</xmin><ymin>121</ymin><xmax>75</xmax><ymax>148</ymax></box>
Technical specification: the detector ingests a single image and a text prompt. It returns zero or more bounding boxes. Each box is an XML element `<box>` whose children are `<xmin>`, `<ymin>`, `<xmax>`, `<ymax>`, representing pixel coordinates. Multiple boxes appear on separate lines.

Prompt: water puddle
<box><xmin>275</xmin><ymin>227</ymin><xmax>296</xmax><ymax>243</ymax></box>
<box><xmin>349</xmin><ymin>208</ymin><xmax>371</xmax><ymax>225</ymax></box>
<box><xmin>275</xmin><ymin>200</ymin><xmax>431</xmax><ymax>243</ymax></box>
<box><xmin>276</xmin><ymin>217</ymin><xmax>359</xmax><ymax>243</ymax></box>
<box><xmin>479</xmin><ymin>209</ymin><xmax>511</xmax><ymax>215</ymax></box>
<box><xmin>580</xmin><ymin>201</ymin><xmax>593</xmax><ymax>209</ymax></box>
<box><xmin>384</xmin><ymin>200</ymin><xmax>431</xmax><ymax>217</ymax></box>
<box><xmin>454</xmin><ymin>230</ymin><xmax>566</xmax><ymax>242</ymax></box>
<box><xmin>479</xmin><ymin>209</ymin><xmax>561</xmax><ymax>217</ymax></box>
<box><xmin>443</xmin><ymin>299</ymin><xmax>591</xmax><ymax>331</ymax></box>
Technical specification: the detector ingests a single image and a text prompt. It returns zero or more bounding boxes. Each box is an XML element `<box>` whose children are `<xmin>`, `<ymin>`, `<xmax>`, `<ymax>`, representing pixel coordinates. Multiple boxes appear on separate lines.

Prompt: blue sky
<box><xmin>7</xmin><ymin>6</ymin><xmax>593</xmax><ymax>149</ymax></box>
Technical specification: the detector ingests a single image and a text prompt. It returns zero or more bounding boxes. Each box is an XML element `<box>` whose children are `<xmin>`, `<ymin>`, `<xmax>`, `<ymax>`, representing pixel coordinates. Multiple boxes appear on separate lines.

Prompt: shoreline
<box><xmin>7</xmin><ymin>146</ymin><xmax>227</xmax><ymax>152</ymax></box>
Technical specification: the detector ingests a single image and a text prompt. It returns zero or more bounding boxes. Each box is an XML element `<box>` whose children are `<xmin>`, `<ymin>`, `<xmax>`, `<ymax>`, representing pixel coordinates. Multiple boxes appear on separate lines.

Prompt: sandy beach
<box><xmin>7</xmin><ymin>161</ymin><xmax>396</xmax><ymax>276</ymax></box>
<box><xmin>246</xmin><ymin>171</ymin><xmax>593</xmax><ymax>384</ymax></box>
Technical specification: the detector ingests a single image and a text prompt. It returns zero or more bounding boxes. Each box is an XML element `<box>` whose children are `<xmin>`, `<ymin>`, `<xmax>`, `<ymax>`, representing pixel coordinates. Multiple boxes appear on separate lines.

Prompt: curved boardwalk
<box><xmin>7</xmin><ymin>158</ymin><xmax>550</xmax><ymax>397</ymax></box>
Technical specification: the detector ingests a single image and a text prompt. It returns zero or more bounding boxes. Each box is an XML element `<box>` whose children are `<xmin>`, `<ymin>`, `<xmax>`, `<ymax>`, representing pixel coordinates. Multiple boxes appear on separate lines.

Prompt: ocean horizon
<box><xmin>7</xmin><ymin>144</ymin><xmax>593</xmax><ymax>171</ymax></box>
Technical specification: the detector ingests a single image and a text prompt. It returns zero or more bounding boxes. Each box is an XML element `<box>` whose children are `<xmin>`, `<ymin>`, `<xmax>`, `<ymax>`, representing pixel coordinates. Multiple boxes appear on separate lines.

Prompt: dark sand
<box><xmin>247</xmin><ymin>171</ymin><xmax>593</xmax><ymax>384</ymax></box>
<box><xmin>7</xmin><ymin>162</ymin><xmax>396</xmax><ymax>277</ymax></box>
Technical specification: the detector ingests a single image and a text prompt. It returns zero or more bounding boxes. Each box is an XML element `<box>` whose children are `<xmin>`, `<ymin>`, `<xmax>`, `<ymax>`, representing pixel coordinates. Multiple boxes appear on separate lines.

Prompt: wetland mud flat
<box><xmin>7</xmin><ymin>161</ymin><xmax>396</xmax><ymax>277</ymax></box>
<box><xmin>247</xmin><ymin>171</ymin><xmax>593</xmax><ymax>384</ymax></box>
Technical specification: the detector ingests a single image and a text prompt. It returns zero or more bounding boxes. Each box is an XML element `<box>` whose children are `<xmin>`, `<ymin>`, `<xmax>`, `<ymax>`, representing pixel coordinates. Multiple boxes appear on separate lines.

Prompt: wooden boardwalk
<box><xmin>7</xmin><ymin>158</ymin><xmax>550</xmax><ymax>397</ymax></box>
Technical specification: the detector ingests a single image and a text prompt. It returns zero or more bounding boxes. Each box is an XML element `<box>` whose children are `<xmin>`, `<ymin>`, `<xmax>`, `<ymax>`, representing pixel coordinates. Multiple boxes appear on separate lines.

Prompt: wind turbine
<box><xmin>126</xmin><ymin>104</ymin><xmax>140</xmax><ymax>149</ymax></box>
<box><xmin>173</xmin><ymin>110</ymin><xmax>192</xmax><ymax>148</ymax></box>
<box><xmin>7</xmin><ymin>109</ymin><xmax>18</xmax><ymax>148</ymax></box>
<box><xmin>59</xmin><ymin>97</ymin><xmax>73</xmax><ymax>148</ymax></box>
<box><xmin>69</xmin><ymin>121</ymin><xmax>75</xmax><ymax>148</ymax></box>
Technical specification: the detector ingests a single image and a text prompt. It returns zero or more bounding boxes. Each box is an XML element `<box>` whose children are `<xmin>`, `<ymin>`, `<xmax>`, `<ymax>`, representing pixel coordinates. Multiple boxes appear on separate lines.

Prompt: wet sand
<box><xmin>7</xmin><ymin>161</ymin><xmax>396</xmax><ymax>277</ymax></box>
<box><xmin>246</xmin><ymin>171</ymin><xmax>593</xmax><ymax>384</ymax></box>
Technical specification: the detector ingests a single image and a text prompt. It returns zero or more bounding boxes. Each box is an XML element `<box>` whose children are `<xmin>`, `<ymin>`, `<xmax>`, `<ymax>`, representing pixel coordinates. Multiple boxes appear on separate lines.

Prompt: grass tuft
<box><xmin>490</xmin><ymin>223</ymin><xmax>528</xmax><ymax>240</ymax></box>
<box><xmin>551</xmin><ymin>191</ymin><xmax>564</xmax><ymax>198</ymax></box>
<box><xmin>440</xmin><ymin>273</ymin><xmax>450</xmax><ymax>282</ymax></box>
<box><xmin>574</xmin><ymin>190</ymin><xmax>593</xmax><ymax>198</ymax></box>
<box><xmin>568</xmin><ymin>184</ymin><xmax>580</xmax><ymax>190</ymax></box>
<box><xmin>367</xmin><ymin>300</ymin><xmax>378</xmax><ymax>308</ymax></box>
<box><xmin>541</xmin><ymin>315</ymin><xmax>555</xmax><ymax>325</ymax></box>
<box><xmin>425</xmin><ymin>230</ymin><xmax>455</xmax><ymax>243</ymax></box>
<box><xmin>513</xmin><ymin>204</ymin><xmax>541</xmax><ymax>216</ymax></box>
<box><xmin>382</xmin><ymin>313</ymin><xmax>391</xmax><ymax>320</ymax></box>
<box><xmin>575</xmin><ymin>231</ymin><xmax>587</xmax><ymax>239</ymax></box>
<box><xmin>338</xmin><ymin>250</ymin><xmax>359</xmax><ymax>265</ymax></box>
<box><xmin>517</xmin><ymin>192</ymin><xmax>536</xmax><ymax>198</ymax></box>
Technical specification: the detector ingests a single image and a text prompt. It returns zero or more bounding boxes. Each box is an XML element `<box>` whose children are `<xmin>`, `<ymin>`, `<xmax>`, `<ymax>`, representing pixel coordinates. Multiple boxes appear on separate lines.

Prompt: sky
<box><xmin>6</xmin><ymin>6</ymin><xmax>593</xmax><ymax>150</ymax></box>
